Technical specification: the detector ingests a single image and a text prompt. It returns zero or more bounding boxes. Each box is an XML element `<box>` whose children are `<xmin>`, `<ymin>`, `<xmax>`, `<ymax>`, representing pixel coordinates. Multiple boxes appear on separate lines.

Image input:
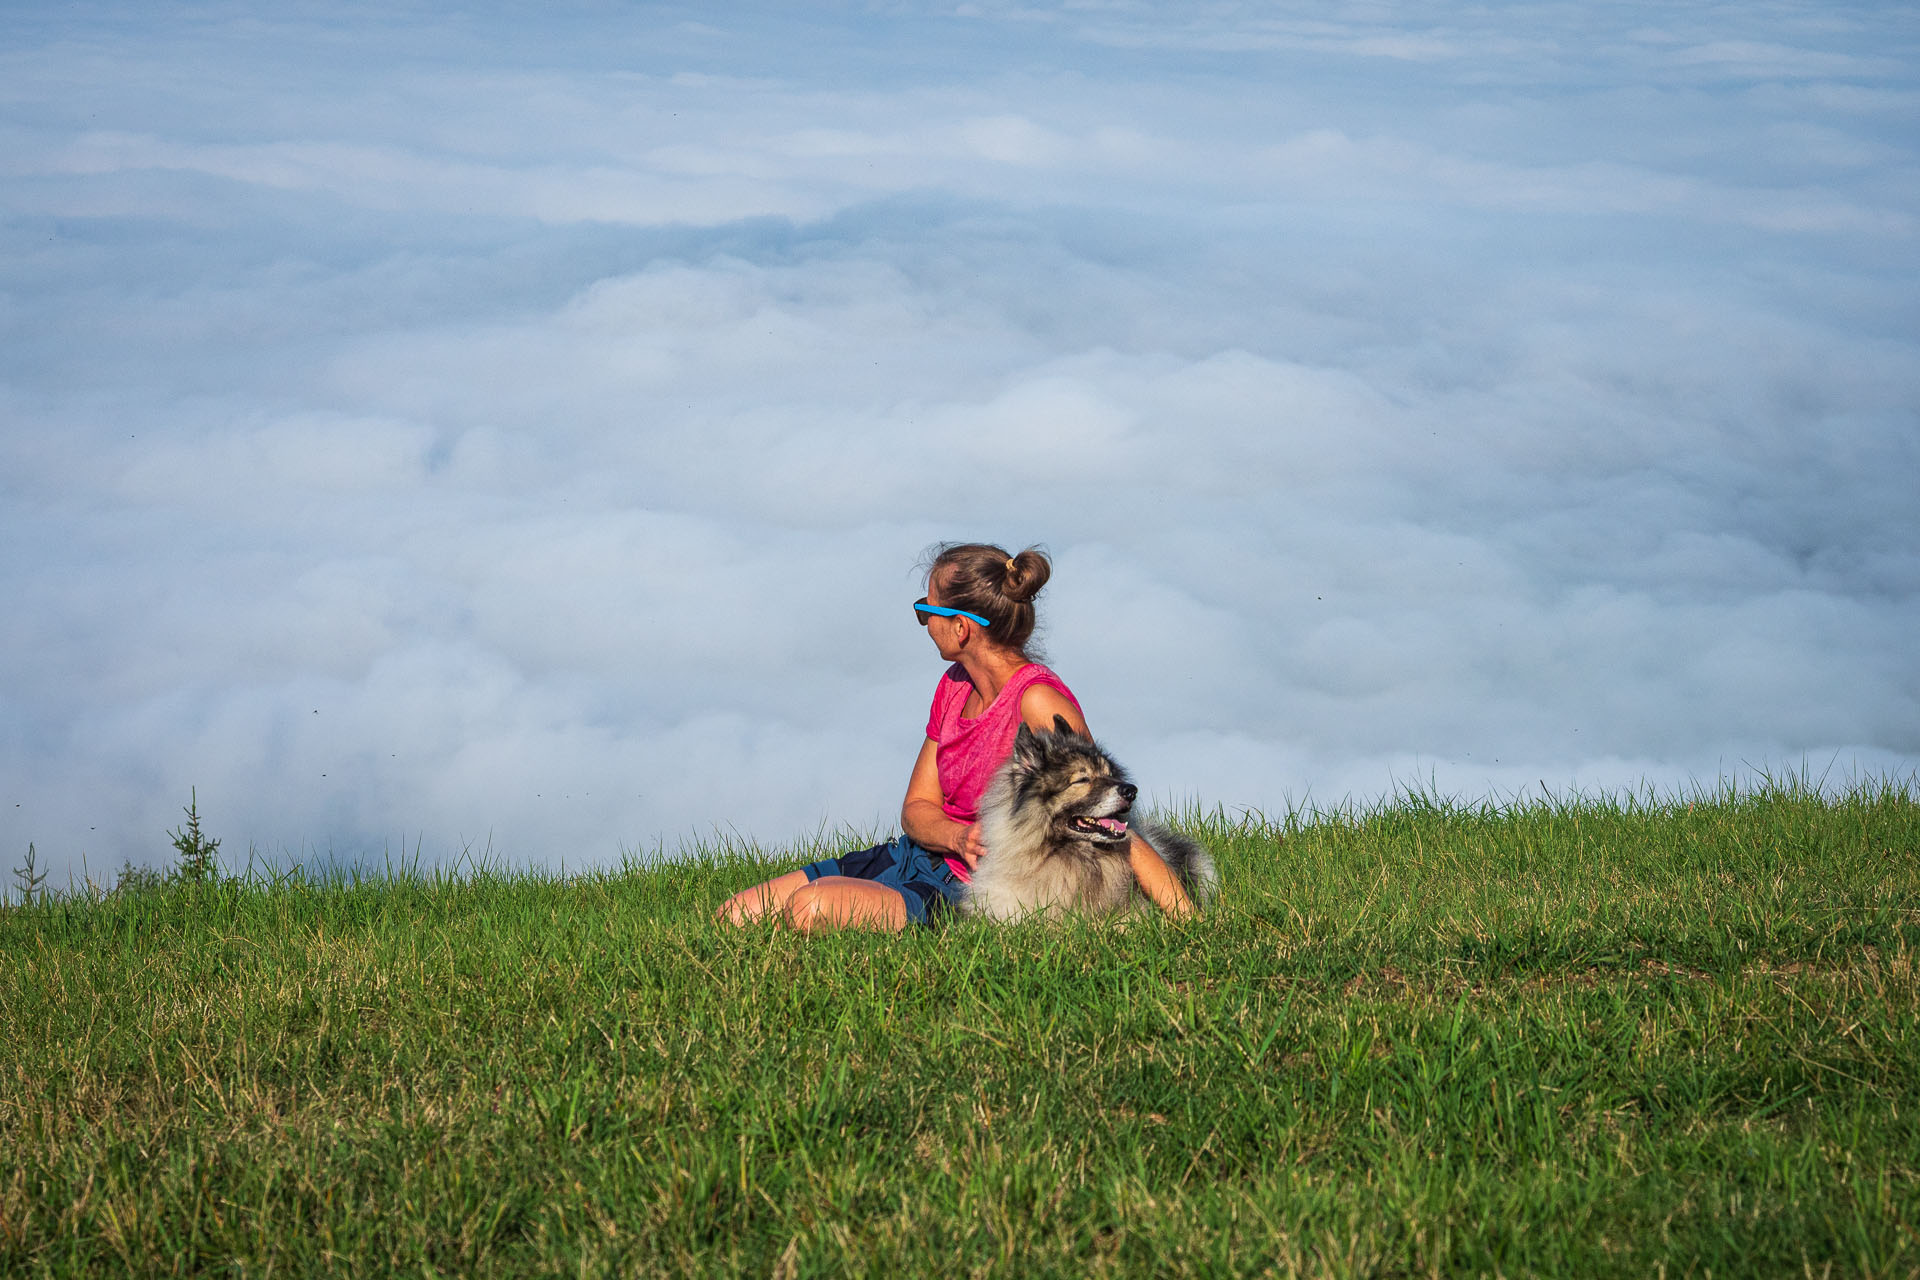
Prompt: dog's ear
<box><xmin>1012</xmin><ymin>722</ymin><xmax>1045</xmax><ymax>769</ymax></box>
<box><xmin>1052</xmin><ymin>714</ymin><xmax>1077</xmax><ymax>738</ymax></box>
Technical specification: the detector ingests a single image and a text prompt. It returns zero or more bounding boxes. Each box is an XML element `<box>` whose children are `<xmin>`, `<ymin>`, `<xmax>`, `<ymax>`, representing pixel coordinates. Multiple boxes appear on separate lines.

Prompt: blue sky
<box><xmin>3</xmin><ymin>2</ymin><xmax>1916</xmax><ymax>885</ymax></box>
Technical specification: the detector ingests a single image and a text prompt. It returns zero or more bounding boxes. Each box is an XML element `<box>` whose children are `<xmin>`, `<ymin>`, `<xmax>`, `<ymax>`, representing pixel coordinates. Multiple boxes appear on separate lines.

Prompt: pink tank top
<box><xmin>925</xmin><ymin>662</ymin><xmax>1082</xmax><ymax>878</ymax></box>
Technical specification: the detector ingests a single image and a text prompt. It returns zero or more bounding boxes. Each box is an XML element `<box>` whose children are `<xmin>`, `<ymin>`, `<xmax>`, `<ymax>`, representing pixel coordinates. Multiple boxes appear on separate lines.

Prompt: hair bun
<box><xmin>1003</xmin><ymin>547</ymin><xmax>1050</xmax><ymax>604</ymax></box>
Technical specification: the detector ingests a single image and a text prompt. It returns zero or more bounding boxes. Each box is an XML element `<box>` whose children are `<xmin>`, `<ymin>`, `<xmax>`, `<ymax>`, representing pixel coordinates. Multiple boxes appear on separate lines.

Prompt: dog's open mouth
<box><xmin>1069</xmin><ymin>815</ymin><xmax>1130</xmax><ymax>841</ymax></box>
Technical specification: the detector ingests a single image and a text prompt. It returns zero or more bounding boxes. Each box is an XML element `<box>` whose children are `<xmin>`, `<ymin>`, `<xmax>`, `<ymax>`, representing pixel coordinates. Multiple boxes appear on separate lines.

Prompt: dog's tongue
<box><xmin>1095</xmin><ymin>817</ymin><xmax>1128</xmax><ymax>836</ymax></box>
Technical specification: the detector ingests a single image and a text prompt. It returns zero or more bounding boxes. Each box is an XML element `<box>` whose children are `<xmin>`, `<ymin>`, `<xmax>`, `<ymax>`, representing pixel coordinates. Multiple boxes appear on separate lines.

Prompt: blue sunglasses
<box><xmin>914</xmin><ymin>597</ymin><xmax>991</xmax><ymax>627</ymax></box>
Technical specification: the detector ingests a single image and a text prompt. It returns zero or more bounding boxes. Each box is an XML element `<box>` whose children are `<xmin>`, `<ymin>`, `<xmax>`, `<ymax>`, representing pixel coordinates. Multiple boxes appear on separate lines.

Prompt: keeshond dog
<box><xmin>961</xmin><ymin>716</ymin><xmax>1219</xmax><ymax>920</ymax></box>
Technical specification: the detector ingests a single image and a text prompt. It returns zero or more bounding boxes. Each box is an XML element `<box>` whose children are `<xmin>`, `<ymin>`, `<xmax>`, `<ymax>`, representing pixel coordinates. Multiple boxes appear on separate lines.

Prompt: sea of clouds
<box><xmin>3</xmin><ymin>2</ymin><xmax>1915</xmax><ymax>886</ymax></box>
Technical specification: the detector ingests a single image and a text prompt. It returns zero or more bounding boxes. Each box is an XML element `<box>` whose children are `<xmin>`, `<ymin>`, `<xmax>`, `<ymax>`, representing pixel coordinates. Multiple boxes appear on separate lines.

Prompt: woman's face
<box><xmin>923</xmin><ymin>573</ymin><xmax>964</xmax><ymax>660</ymax></box>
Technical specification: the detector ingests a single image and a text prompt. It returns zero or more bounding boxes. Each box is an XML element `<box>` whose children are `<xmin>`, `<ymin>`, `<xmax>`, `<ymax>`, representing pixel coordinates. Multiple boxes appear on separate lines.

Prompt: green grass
<box><xmin>3</xmin><ymin>777</ymin><xmax>1917</xmax><ymax>1277</ymax></box>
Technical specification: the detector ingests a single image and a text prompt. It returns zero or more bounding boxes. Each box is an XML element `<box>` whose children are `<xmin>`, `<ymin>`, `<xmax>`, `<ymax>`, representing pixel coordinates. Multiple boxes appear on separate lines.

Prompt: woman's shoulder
<box><xmin>1013</xmin><ymin>663</ymin><xmax>1081</xmax><ymax>708</ymax></box>
<box><xmin>1011</xmin><ymin>661</ymin><xmax>1072</xmax><ymax>692</ymax></box>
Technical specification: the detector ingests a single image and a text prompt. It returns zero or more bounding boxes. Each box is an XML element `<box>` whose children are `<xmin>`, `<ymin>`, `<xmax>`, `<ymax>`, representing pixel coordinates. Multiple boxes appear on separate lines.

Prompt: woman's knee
<box><xmin>783</xmin><ymin>878</ymin><xmax>906</xmax><ymax>932</ymax></box>
<box><xmin>783</xmin><ymin>881</ymin><xmax>840</xmax><ymax>931</ymax></box>
<box><xmin>779</xmin><ymin>886</ymin><xmax>825</xmax><ymax>924</ymax></box>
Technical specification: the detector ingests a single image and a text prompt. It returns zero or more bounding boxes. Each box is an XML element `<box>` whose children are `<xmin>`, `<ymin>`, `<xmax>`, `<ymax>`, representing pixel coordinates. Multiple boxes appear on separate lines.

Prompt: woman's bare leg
<box><xmin>715</xmin><ymin>869</ymin><xmax>811</xmax><ymax>924</ymax></box>
<box><xmin>782</xmin><ymin>876</ymin><xmax>910</xmax><ymax>934</ymax></box>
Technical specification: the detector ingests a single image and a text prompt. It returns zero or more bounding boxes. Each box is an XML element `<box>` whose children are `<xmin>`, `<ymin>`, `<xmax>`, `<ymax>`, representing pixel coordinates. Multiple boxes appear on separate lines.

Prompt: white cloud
<box><xmin>1</xmin><ymin>1</ymin><xmax>1915</xmax><ymax>888</ymax></box>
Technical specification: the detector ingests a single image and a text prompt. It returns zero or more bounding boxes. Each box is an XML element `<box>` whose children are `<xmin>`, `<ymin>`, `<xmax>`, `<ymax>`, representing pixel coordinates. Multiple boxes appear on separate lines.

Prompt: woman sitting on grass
<box><xmin>716</xmin><ymin>542</ymin><xmax>1195</xmax><ymax>933</ymax></box>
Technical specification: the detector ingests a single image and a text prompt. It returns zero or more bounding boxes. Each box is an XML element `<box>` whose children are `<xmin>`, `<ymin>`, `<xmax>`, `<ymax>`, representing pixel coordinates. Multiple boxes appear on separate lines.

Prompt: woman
<box><xmin>715</xmin><ymin>542</ymin><xmax>1195</xmax><ymax>932</ymax></box>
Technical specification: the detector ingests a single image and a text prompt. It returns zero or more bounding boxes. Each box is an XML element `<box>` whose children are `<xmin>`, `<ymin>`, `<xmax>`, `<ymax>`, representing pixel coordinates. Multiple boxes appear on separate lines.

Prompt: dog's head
<box><xmin>1005</xmin><ymin>715</ymin><xmax>1138</xmax><ymax>851</ymax></box>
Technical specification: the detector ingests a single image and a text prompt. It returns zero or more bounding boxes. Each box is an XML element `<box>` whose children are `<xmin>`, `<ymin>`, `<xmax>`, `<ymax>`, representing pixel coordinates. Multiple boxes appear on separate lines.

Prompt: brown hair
<box><xmin>924</xmin><ymin>542</ymin><xmax>1052</xmax><ymax>656</ymax></box>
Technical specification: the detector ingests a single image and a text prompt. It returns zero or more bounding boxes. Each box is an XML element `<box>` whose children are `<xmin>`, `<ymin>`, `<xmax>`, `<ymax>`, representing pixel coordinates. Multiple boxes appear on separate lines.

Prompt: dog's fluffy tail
<box><xmin>1134</xmin><ymin>817</ymin><xmax>1220</xmax><ymax>907</ymax></box>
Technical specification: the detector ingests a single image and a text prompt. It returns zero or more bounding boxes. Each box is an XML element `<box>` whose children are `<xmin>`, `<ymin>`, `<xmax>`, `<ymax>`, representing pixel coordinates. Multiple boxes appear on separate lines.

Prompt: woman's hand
<box><xmin>953</xmin><ymin>821</ymin><xmax>988</xmax><ymax>870</ymax></box>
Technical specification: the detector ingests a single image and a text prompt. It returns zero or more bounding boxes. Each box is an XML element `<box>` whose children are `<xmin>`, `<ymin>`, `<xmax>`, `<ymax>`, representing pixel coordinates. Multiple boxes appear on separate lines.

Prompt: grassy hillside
<box><xmin>2</xmin><ymin>779</ymin><xmax>1917</xmax><ymax>1277</ymax></box>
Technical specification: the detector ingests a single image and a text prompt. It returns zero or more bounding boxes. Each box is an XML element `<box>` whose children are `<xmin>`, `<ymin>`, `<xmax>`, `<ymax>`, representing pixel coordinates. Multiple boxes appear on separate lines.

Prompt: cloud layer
<box><xmin>3</xmin><ymin>2</ymin><xmax>1916</xmax><ymax>886</ymax></box>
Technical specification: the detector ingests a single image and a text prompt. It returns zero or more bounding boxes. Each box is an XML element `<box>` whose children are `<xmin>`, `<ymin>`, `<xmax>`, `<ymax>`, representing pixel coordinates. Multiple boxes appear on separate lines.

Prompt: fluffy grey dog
<box><xmin>961</xmin><ymin>716</ymin><xmax>1219</xmax><ymax>920</ymax></box>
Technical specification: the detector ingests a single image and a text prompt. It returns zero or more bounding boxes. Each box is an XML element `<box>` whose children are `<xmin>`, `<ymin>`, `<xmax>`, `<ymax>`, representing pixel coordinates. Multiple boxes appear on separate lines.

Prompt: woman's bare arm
<box><xmin>1128</xmin><ymin>834</ymin><xmax>1196</xmax><ymax>919</ymax></box>
<box><xmin>900</xmin><ymin>738</ymin><xmax>984</xmax><ymax>863</ymax></box>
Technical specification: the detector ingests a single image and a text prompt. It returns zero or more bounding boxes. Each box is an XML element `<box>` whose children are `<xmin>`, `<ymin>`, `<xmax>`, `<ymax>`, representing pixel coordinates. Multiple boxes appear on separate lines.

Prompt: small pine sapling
<box><xmin>12</xmin><ymin>841</ymin><xmax>47</xmax><ymax>905</ymax></box>
<box><xmin>169</xmin><ymin>788</ymin><xmax>222</xmax><ymax>884</ymax></box>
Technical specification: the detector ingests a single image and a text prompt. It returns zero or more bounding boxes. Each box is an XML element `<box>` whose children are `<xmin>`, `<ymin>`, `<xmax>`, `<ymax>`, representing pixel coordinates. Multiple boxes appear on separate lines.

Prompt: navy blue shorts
<box><xmin>799</xmin><ymin>835</ymin><xmax>965</xmax><ymax>927</ymax></box>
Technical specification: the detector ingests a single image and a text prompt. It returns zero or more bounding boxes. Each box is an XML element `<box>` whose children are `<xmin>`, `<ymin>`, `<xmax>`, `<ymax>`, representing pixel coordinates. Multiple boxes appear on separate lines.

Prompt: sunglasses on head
<box><xmin>914</xmin><ymin>598</ymin><xmax>991</xmax><ymax>627</ymax></box>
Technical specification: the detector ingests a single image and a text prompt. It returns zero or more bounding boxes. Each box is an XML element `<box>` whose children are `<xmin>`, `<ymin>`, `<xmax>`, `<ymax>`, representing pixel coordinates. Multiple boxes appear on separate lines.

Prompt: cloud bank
<box><xmin>3</xmin><ymin>2</ymin><xmax>1915</xmax><ymax>885</ymax></box>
